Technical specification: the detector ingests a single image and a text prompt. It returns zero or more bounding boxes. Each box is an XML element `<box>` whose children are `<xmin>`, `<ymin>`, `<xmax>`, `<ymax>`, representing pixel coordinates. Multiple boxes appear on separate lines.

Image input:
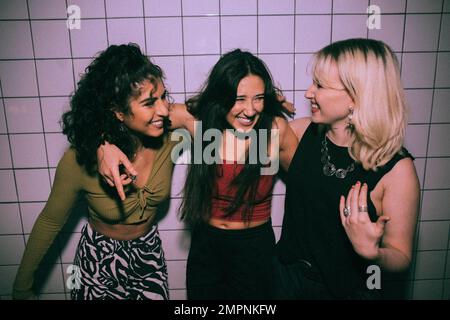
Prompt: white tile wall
<box><xmin>45</xmin><ymin>133</ymin><xmax>69</xmax><ymax>167</ymax></box>
<box><xmin>259</xmin><ymin>54</ymin><xmax>294</xmax><ymax>91</ymax></box>
<box><xmin>0</xmin><ymin>60</ymin><xmax>39</xmax><ymax>97</ymax></box>
<box><xmin>412</xmin><ymin>280</ymin><xmax>443</xmax><ymax>299</ymax></box>
<box><xmin>371</xmin><ymin>0</ymin><xmax>406</xmax><ymax>14</ymax></box>
<box><xmin>4</xmin><ymin>98</ymin><xmax>43</xmax><ymax>133</ymax></box>
<box><xmin>41</xmin><ymin>97</ymin><xmax>70</xmax><ymax>132</ymax></box>
<box><xmin>407</xmin><ymin>0</ymin><xmax>443</xmax><ymax>13</ymax></box>
<box><xmin>0</xmin><ymin>266</ymin><xmax>19</xmax><ymax>295</ymax></box>
<box><xmin>36</xmin><ymin>59</ymin><xmax>75</xmax><ymax>96</ymax></box>
<box><xmin>414</xmin><ymin>250</ymin><xmax>447</xmax><ymax>279</ymax></box>
<box><xmin>221</xmin><ymin>0</ymin><xmax>257</xmax><ymax>15</ymax></box>
<box><xmin>333</xmin><ymin>0</ymin><xmax>369</xmax><ymax>14</ymax></box>
<box><xmin>0</xmin><ymin>170</ymin><xmax>18</xmax><ymax>202</ymax></box>
<box><xmin>296</xmin><ymin>0</ymin><xmax>332</xmax><ymax>14</ymax></box>
<box><xmin>259</xmin><ymin>0</ymin><xmax>295</xmax><ymax>15</ymax></box>
<box><xmin>0</xmin><ymin>0</ymin><xmax>448</xmax><ymax>301</ymax></box>
<box><xmin>10</xmin><ymin>134</ymin><xmax>47</xmax><ymax>168</ymax></box>
<box><xmin>432</xmin><ymin>89</ymin><xmax>450</xmax><ymax>123</ymax></box>
<box><xmin>428</xmin><ymin>124</ymin><xmax>450</xmax><ymax>157</ymax></box>
<box><xmin>67</xmin><ymin>0</ymin><xmax>105</xmax><ymax>19</ymax></box>
<box><xmin>401</xmin><ymin>53</ymin><xmax>437</xmax><ymax>88</ymax></box>
<box><xmin>332</xmin><ymin>15</ymin><xmax>368</xmax><ymax>42</ymax></box>
<box><xmin>258</xmin><ymin>16</ymin><xmax>295</xmax><ymax>53</ymax></box>
<box><xmin>167</xmin><ymin>260</ymin><xmax>187</xmax><ymax>289</ymax></box>
<box><xmin>368</xmin><ymin>15</ymin><xmax>405</xmax><ymax>52</ymax></box>
<box><xmin>105</xmin><ymin>0</ymin><xmax>143</xmax><ymax>18</ymax></box>
<box><xmin>20</xmin><ymin>202</ymin><xmax>45</xmax><ymax>234</ymax></box>
<box><xmin>106</xmin><ymin>18</ymin><xmax>146</xmax><ymax>50</ymax></box>
<box><xmin>295</xmin><ymin>15</ymin><xmax>332</xmax><ymax>53</ymax></box>
<box><xmin>0</xmin><ymin>0</ymin><xmax>28</xmax><ymax>20</ymax></box>
<box><xmin>0</xmin><ymin>203</ymin><xmax>22</xmax><ymax>234</ymax></box>
<box><xmin>183</xmin><ymin>17</ymin><xmax>220</xmax><ymax>55</ymax></box>
<box><xmin>221</xmin><ymin>16</ymin><xmax>257</xmax><ymax>53</ymax></box>
<box><xmin>0</xmin><ymin>135</ymin><xmax>12</xmax><ymax>168</ymax></box>
<box><xmin>31</xmin><ymin>21</ymin><xmax>71</xmax><ymax>59</ymax></box>
<box><xmin>416</xmin><ymin>221</ymin><xmax>450</xmax><ymax>250</ymax></box>
<box><xmin>28</xmin><ymin>0</ymin><xmax>67</xmax><ymax>19</ymax></box>
<box><xmin>439</xmin><ymin>14</ymin><xmax>450</xmax><ymax>50</ymax></box>
<box><xmin>422</xmin><ymin>190</ymin><xmax>450</xmax><ymax>220</ymax></box>
<box><xmin>184</xmin><ymin>55</ymin><xmax>219</xmax><ymax>93</ymax></box>
<box><xmin>424</xmin><ymin>158</ymin><xmax>450</xmax><ymax>189</ymax></box>
<box><xmin>0</xmin><ymin>100</ymin><xmax>6</xmax><ymax>133</ymax></box>
<box><xmin>404</xmin><ymin>125</ymin><xmax>428</xmax><ymax>158</ymax></box>
<box><xmin>144</xmin><ymin>0</ymin><xmax>182</xmax><ymax>17</ymax></box>
<box><xmin>182</xmin><ymin>0</ymin><xmax>219</xmax><ymax>16</ymax></box>
<box><xmin>405</xmin><ymin>89</ymin><xmax>433</xmax><ymax>123</ymax></box>
<box><xmin>435</xmin><ymin>52</ymin><xmax>450</xmax><ymax>87</ymax></box>
<box><xmin>70</xmin><ymin>20</ymin><xmax>108</xmax><ymax>58</ymax></box>
<box><xmin>152</xmin><ymin>57</ymin><xmax>184</xmax><ymax>95</ymax></box>
<box><xmin>0</xmin><ymin>235</ymin><xmax>25</xmax><ymax>265</ymax></box>
<box><xmin>146</xmin><ymin>18</ymin><xmax>183</xmax><ymax>55</ymax></box>
<box><xmin>15</xmin><ymin>169</ymin><xmax>51</xmax><ymax>202</ymax></box>
<box><xmin>404</xmin><ymin>15</ymin><xmax>441</xmax><ymax>51</ymax></box>
<box><xmin>0</xmin><ymin>21</ymin><xmax>34</xmax><ymax>59</ymax></box>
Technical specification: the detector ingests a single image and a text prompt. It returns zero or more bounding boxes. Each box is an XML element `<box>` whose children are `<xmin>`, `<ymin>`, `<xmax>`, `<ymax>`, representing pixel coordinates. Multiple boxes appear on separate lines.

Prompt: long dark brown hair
<box><xmin>179</xmin><ymin>49</ymin><xmax>285</xmax><ymax>225</ymax></box>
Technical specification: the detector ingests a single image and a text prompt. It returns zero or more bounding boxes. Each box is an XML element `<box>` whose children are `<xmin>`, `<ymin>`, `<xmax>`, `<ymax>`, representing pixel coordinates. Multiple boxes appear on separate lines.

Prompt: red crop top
<box><xmin>211</xmin><ymin>162</ymin><xmax>274</xmax><ymax>222</ymax></box>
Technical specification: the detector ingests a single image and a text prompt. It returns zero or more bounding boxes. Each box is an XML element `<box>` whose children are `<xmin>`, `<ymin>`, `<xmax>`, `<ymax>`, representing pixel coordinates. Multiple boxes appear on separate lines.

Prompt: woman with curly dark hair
<box><xmin>13</xmin><ymin>43</ymin><xmax>176</xmax><ymax>300</ymax></box>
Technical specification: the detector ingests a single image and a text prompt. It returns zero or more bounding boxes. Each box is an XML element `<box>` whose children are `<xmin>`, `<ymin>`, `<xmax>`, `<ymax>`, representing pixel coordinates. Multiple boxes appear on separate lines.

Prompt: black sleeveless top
<box><xmin>276</xmin><ymin>122</ymin><xmax>413</xmax><ymax>298</ymax></box>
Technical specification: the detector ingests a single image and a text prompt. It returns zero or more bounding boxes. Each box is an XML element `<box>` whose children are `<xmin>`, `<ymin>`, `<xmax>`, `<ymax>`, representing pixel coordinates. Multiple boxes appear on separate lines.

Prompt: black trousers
<box><xmin>187</xmin><ymin>220</ymin><xmax>276</xmax><ymax>300</ymax></box>
<box><xmin>272</xmin><ymin>257</ymin><xmax>382</xmax><ymax>300</ymax></box>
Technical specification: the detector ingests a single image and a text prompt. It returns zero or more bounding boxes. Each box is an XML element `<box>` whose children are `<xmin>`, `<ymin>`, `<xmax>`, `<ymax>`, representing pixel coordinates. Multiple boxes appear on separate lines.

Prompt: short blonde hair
<box><xmin>312</xmin><ymin>38</ymin><xmax>407</xmax><ymax>171</ymax></box>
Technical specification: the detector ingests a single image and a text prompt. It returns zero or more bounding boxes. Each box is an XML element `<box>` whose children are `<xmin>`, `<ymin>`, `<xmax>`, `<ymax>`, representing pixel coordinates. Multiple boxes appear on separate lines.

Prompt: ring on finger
<box><xmin>358</xmin><ymin>205</ymin><xmax>368</xmax><ymax>212</ymax></box>
<box><xmin>343</xmin><ymin>207</ymin><xmax>351</xmax><ymax>217</ymax></box>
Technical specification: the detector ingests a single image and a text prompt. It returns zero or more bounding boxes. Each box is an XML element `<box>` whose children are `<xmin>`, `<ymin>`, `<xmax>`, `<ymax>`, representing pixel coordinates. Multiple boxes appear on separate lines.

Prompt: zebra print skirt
<box><xmin>71</xmin><ymin>222</ymin><xmax>169</xmax><ymax>300</ymax></box>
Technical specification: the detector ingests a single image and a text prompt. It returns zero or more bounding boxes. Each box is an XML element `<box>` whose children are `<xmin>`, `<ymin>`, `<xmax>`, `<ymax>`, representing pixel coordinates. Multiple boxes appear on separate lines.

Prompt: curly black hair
<box><xmin>62</xmin><ymin>43</ymin><xmax>164</xmax><ymax>174</ymax></box>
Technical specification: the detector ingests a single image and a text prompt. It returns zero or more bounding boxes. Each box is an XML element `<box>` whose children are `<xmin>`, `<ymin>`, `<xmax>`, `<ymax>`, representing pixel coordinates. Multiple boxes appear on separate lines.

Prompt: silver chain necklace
<box><xmin>321</xmin><ymin>135</ymin><xmax>355</xmax><ymax>179</ymax></box>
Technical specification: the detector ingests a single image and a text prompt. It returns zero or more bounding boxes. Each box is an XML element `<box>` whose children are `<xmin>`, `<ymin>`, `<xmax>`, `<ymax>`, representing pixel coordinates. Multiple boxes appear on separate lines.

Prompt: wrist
<box><xmin>361</xmin><ymin>246</ymin><xmax>381</xmax><ymax>262</ymax></box>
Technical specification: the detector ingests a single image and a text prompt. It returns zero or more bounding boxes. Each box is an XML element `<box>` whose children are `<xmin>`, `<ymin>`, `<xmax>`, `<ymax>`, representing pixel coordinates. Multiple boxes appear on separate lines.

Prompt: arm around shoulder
<box><xmin>169</xmin><ymin>103</ymin><xmax>195</xmax><ymax>134</ymax></box>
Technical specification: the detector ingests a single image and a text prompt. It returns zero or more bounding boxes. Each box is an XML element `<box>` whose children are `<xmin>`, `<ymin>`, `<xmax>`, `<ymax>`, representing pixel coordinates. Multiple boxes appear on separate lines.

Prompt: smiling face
<box><xmin>226</xmin><ymin>74</ymin><xmax>265</xmax><ymax>132</ymax></box>
<box><xmin>305</xmin><ymin>60</ymin><xmax>354</xmax><ymax>127</ymax></box>
<box><xmin>114</xmin><ymin>78</ymin><xmax>169</xmax><ymax>137</ymax></box>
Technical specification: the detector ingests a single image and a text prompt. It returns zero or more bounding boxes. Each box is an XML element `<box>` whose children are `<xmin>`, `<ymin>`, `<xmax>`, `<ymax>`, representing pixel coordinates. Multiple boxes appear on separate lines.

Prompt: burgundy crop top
<box><xmin>211</xmin><ymin>162</ymin><xmax>274</xmax><ymax>222</ymax></box>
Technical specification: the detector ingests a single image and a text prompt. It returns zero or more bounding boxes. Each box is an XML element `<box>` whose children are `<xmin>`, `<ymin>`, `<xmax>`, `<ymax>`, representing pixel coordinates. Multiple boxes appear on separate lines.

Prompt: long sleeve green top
<box><xmin>13</xmin><ymin>134</ymin><xmax>177</xmax><ymax>299</ymax></box>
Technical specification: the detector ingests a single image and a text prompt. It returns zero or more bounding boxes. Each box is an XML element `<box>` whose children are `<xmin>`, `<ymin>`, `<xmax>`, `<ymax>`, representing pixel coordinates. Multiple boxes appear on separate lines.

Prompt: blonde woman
<box><xmin>275</xmin><ymin>38</ymin><xmax>420</xmax><ymax>299</ymax></box>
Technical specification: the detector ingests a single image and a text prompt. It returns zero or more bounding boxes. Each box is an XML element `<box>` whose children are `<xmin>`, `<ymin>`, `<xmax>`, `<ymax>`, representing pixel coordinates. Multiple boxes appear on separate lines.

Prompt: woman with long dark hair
<box><xmin>97</xmin><ymin>49</ymin><xmax>298</xmax><ymax>299</ymax></box>
<box><xmin>13</xmin><ymin>43</ymin><xmax>176</xmax><ymax>300</ymax></box>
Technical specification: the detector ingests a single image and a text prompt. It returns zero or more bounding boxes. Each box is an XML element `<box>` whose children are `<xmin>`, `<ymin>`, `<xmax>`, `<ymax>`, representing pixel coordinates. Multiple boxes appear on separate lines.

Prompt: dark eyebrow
<box><xmin>236</xmin><ymin>93</ymin><xmax>265</xmax><ymax>98</ymax></box>
<box><xmin>140</xmin><ymin>96</ymin><xmax>156</xmax><ymax>104</ymax></box>
<box><xmin>139</xmin><ymin>90</ymin><xmax>167</xmax><ymax>104</ymax></box>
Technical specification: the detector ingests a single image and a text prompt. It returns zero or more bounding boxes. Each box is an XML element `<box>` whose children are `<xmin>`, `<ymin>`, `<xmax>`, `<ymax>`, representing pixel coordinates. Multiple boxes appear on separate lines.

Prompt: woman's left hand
<box><xmin>339</xmin><ymin>181</ymin><xmax>390</xmax><ymax>261</ymax></box>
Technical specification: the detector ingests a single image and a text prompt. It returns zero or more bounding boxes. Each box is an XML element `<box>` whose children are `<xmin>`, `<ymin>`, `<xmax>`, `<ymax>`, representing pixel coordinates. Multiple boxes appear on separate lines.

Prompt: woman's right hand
<box><xmin>97</xmin><ymin>141</ymin><xmax>137</xmax><ymax>200</ymax></box>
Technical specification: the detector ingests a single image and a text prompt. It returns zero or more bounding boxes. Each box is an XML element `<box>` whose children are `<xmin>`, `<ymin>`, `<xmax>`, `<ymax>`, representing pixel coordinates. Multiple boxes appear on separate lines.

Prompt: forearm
<box><xmin>370</xmin><ymin>245</ymin><xmax>412</xmax><ymax>272</ymax></box>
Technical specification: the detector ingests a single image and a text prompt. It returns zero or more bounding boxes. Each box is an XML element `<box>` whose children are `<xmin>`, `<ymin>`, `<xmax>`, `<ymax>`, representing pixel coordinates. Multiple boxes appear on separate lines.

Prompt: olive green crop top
<box><xmin>13</xmin><ymin>133</ymin><xmax>177</xmax><ymax>299</ymax></box>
